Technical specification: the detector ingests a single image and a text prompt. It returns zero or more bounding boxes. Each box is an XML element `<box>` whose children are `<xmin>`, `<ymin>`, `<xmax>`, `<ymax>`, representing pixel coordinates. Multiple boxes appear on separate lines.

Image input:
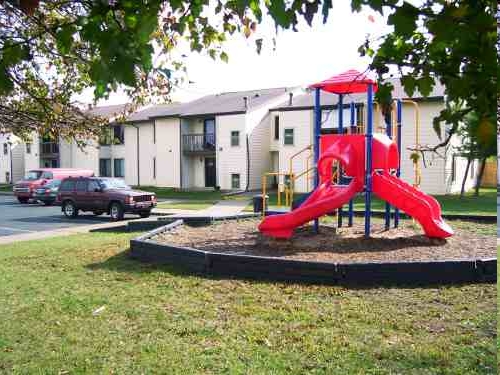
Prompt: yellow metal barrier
<box><xmin>261</xmin><ymin>172</ymin><xmax>294</xmax><ymax>217</ymax></box>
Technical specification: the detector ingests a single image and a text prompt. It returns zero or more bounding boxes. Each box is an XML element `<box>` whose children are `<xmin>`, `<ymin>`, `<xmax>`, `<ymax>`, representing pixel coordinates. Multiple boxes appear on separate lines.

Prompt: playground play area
<box><xmin>131</xmin><ymin>70</ymin><xmax>496</xmax><ymax>285</ymax></box>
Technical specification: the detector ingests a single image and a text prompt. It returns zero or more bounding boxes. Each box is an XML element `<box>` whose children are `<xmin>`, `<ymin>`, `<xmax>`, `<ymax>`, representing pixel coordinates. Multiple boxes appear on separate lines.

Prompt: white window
<box><xmin>284</xmin><ymin>128</ymin><xmax>294</xmax><ymax>145</ymax></box>
<box><xmin>231</xmin><ymin>174</ymin><xmax>240</xmax><ymax>189</ymax></box>
<box><xmin>230</xmin><ymin>131</ymin><xmax>240</xmax><ymax>147</ymax></box>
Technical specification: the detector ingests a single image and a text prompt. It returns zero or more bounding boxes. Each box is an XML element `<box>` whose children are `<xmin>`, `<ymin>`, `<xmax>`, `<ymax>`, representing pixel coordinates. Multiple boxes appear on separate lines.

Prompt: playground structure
<box><xmin>258</xmin><ymin>69</ymin><xmax>452</xmax><ymax>240</ymax></box>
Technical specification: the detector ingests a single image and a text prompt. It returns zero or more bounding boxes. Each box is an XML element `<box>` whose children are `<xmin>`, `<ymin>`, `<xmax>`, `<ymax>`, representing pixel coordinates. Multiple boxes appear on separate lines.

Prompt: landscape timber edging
<box><xmin>129</xmin><ymin>218</ymin><xmax>497</xmax><ymax>286</ymax></box>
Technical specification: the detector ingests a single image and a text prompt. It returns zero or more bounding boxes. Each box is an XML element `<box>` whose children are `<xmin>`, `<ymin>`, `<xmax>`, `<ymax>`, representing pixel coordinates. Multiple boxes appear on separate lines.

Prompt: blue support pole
<box><xmin>337</xmin><ymin>94</ymin><xmax>344</xmax><ymax>228</ymax></box>
<box><xmin>348</xmin><ymin>101</ymin><xmax>355</xmax><ymax>227</ymax></box>
<box><xmin>313</xmin><ymin>88</ymin><xmax>321</xmax><ymax>233</ymax></box>
<box><xmin>384</xmin><ymin>105</ymin><xmax>392</xmax><ymax>230</ymax></box>
<box><xmin>394</xmin><ymin>99</ymin><xmax>402</xmax><ymax>228</ymax></box>
<box><xmin>364</xmin><ymin>84</ymin><xmax>374</xmax><ymax>238</ymax></box>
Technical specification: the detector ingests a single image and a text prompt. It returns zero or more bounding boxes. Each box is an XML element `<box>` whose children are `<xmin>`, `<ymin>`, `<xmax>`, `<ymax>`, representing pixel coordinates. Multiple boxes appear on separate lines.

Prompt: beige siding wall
<box><xmin>10</xmin><ymin>145</ymin><xmax>25</xmax><ymax>183</ymax></box>
<box><xmin>59</xmin><ymin>138</ymin><xmax>99</xmax><ymax>173</ymax></box>
<box><xmin>155</xmin><ymin>118</ymin><xmax>181</xmax><ymax>188</ymax></box>
<box><xmin>24</xmin><ymin>133</ymin><xmax>39</xmax><ymax>172</ymax></box>
<box><xmin>216</xmin><ymin>114</ymin><xmax>247</xmax><ymax>190</ymax></box>
<box><xmin>247</xmin><ymin>112</ymin><xmax>272</xmax><ymax>190</ymax></box>
<box><xmin>180</xmin><ymin>118</ymin><xmax>206</xmax><ymax>189</ymax></box>
<box><xmin>274</xmin><ymin>110</ymin><xmax>314</xmax><ymax>193</ymax></box>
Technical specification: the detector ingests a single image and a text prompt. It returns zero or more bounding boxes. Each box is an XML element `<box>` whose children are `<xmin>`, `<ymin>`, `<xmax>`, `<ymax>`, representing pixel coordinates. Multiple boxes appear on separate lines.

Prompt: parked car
<box><xmin>57</xmin><ymin>177</ymin><xmax>157</xmax><ymax>221</ymax></box>
<box><xmin>13</xmin><ymin>168</ymin><xmax>94</xmax><ymax>203</ymax></box>
<box><xmin>34</xmin><ymin>179</ymin><xmax>61</xmax><ymax>206</ymax></box>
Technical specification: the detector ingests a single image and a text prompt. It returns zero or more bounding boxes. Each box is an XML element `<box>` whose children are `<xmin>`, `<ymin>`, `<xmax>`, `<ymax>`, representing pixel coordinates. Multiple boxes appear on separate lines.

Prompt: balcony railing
<box><xmin>182</xmin><ymin>133</ymin><xmax>216</xmax><ymax>153</ymax></box>
<box><xmin>40</xmin><ymin>142</ymin><xmax>59</xmax><ymax>155</ymax></box>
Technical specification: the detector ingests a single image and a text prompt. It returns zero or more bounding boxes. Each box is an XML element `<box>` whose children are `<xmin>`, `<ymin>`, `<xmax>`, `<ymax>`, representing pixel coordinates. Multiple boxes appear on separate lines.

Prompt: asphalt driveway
<box><xmin>0</xmin><ymin>195</ymin><xmax>137</xmax><ymax>237</ymax></box>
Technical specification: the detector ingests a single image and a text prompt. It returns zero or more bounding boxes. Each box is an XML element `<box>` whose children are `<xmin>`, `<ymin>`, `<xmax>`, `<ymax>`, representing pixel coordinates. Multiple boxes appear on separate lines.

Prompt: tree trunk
<box><xmin>460</xmin><ymin>157</ymin><xmax>472</xmax><ymax>199</ymax></box>
<box><xmin>474</xmin><ymin>157</ymin><xmax>487</xmax><ymax>196</ymax></box>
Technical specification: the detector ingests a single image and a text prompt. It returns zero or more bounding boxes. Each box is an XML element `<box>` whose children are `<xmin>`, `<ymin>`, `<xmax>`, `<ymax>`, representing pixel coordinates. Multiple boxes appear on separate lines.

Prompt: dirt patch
<box><xmin>151</xmin><ymin>218</ymin><xmax>496</xmax><ymax>263</ymax></box>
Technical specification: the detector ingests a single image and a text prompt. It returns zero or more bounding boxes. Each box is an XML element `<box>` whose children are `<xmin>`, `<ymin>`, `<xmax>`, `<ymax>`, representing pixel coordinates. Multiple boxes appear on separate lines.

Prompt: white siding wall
<box><xmin>0</xmin><ymin>135</ymin><xmax>11</xmax><ymax>183</ymax></box>
<box><xmin>155</xmin><ymin>118</ymin><xmax>181</xmax><ymax>188</ymax></box>
<box><xmin>274</xmin><ymin>110</ymin><xmax>314</xmax><ymax>193</ymax></box>
<box><xmin>444</xmin><ymin>134</ymin><xmax>478</xmax><ymax>193</ymax></box>
<box><xmin>216</xmin><ymin>114</ymin><xmax>247</xmax><ymax>190</ymax></box>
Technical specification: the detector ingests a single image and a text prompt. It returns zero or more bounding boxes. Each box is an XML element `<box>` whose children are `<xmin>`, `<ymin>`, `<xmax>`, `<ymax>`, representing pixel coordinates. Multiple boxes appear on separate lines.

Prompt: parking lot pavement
<box><xmin>0</xmin><ymin>195</ymin><xmax>137</xmax><ymax>237</ymax></box>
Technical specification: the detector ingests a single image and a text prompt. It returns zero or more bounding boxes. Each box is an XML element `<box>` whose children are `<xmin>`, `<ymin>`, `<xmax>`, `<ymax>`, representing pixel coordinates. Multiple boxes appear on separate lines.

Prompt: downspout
<box><xmin>130</xmin><ymin>124</ymin><xmax>140</xmax><ymax>186</ymax></box>
<box><xmin>245</xmin><ymin>133</ymin><xmax>250</xmax><ymax>191</ymax></box>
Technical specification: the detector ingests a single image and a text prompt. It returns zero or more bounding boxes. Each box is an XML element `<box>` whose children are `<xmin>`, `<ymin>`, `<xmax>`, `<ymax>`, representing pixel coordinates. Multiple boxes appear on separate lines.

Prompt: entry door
<box><xmin>204</xmin><ymin>157</ymin><xmax>216</xmax><ymax>188</ymax></box>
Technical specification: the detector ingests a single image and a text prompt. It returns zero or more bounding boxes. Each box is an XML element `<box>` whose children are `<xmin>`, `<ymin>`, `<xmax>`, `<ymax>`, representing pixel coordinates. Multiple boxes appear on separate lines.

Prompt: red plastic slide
<box><xmin>372</xmin><ymin>172</ymin><xmax>453</xmax><ymax>238</ymax></box>
<box><xmin>258</xmin><ymin>179</ymin><xmax>360</xmax><ymax>239</ymax></box>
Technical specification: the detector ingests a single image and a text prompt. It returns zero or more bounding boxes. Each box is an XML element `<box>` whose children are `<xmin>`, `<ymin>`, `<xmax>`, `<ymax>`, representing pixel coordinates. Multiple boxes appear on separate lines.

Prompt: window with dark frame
<box><xmin>3</xmin><ymin>143</ymin><xmax>7</xmax><ymax>155</ymax></box>
<box><xmin>231</xmin><ymin>173</ymin><xmax>240</xmax><ymax>189</ymax></box>
<box><xmin>113</xmin><ymin>125</ymin><xmax>125</xmax><ymax>144</ymax></box>
<box><xmin>99</xmin><ymin>158</ymin><xmax>112</xmax><ymax>177</ymax></box>
<box><xmin>230</xmin><ymin>131</ymin><xmax>240</xmax><ymax>146</ymax></box>
<box><xmin>451</xmin><ymin>155</ymin><xmax>457</xmax><ymax>182</ymax></box>
<box><xmin>26</xmin><ymin>143</ymin><xmax>31</xmax><ymax>154</ymax></box>
<box><xmin>274</xmin><ymin>116</ymin><xmax>279</xmax><ymax>140</ymax></box>
<box><xmin>284</xmin><ymin>128</ymin><xmax>294</xmax><ymax>145</ymax></box>
<box><xmin>153</xmin><ymin>121</ymin><xmax>156</xmax><ymax>144</ymax></box>
<box><xmin>113</xmin><ymin>158</ymin><xmax>125</xmax><ymax>178</ymax></box>
<box><xmin>153</xmin><ymin>157</ymin><xmax>156</xmax><ymax>179</ymax></box>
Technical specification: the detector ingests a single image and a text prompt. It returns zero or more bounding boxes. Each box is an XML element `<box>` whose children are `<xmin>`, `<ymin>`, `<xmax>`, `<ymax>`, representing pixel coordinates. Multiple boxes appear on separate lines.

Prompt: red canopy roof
<box><xmin>309</xmin><ymin>69</ymin><xmax>377</xmax><ymax>94</ymax></box>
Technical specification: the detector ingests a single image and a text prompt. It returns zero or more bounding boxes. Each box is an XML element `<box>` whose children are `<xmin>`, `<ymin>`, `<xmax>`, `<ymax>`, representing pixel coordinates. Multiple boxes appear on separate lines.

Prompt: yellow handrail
<box><xmin>261</xmin><ymin>172</ymin><xmax>294</xmax><ymax>216</ymax></box>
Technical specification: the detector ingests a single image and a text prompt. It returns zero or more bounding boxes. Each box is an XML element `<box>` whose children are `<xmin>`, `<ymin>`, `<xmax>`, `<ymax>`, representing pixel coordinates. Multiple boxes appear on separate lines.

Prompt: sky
<box><xmin>88</xmin><ymin>1</ymin><xmax>391</xmax><ymax>106</ymax></box>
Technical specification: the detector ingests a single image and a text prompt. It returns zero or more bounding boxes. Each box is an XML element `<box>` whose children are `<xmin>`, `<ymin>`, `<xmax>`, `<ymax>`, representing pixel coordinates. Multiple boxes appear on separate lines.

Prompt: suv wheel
<box><xmin>63</xmin><ymin>200</ymin><xmax>78</xmax><ymax>218</ymax></box>
<box><xmin>109</xmin><ymin>202</ymin><xmax>124</xmax><ymax>221</ymax></box>
<box><xmin>17</xmin><ymin>197</ymin><xmax>28</xmax><ymax>204</ymax></box>
<box><xmin>139</xmin><ymin>210</ymin><xmax>151</xmax><ymax>218</ymax></box>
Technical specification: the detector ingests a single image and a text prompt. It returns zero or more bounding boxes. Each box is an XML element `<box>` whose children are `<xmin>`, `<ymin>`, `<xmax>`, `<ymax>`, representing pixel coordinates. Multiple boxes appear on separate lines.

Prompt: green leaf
<box><xmin>220</xmin><ymin>51</ymin><xmax>228</xmax><ymax>63</ymax></box>
<box><xmin>387</xmin><ymin>2</ymin><xmax>419</xmax><ymax>37</ymax></box>
<box><xmin>400</xmin><ymin>76</ymin><xmax>417</xmax><ymax>97</ymax></box>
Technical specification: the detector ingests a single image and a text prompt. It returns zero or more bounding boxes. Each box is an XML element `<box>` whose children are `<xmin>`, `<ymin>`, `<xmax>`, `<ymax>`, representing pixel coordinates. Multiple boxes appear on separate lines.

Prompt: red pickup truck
<box><xmin>13</xmin><ymin>168</ymin><xmax>94</xmax><ymax>203</ymax></box>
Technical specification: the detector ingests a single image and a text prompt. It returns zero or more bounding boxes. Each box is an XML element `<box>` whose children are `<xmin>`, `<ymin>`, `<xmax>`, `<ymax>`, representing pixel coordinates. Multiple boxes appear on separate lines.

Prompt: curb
<box><xmin>129</xmin><ymin>218</ymin><xmax>497</xmax><ymax>286</ymax></box>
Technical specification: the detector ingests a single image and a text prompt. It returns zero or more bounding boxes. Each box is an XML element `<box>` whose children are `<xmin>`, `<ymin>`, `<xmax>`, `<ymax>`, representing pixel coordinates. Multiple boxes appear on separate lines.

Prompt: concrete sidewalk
<box><xmin>0</xmin><ymin>220</ymin><xmax>133</xmax><ymax>245</ymax></box>
<box><xmin>152</xmin><ymin>199</ymin><xmax>251</xmax><ymax>218</ymax></box>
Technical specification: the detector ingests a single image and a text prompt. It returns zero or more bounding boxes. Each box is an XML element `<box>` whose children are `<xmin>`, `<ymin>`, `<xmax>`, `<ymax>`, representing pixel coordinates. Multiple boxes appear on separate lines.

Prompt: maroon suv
<box><xmin>57</xmin><ymin>177</ymin><xmax>157</xmax><ymax>221</ymax></box>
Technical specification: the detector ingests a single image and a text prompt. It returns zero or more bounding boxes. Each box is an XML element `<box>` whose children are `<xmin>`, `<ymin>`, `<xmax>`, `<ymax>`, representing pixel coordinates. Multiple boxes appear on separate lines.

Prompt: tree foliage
<box><xmin>0</xmin><ymin>0</ymin><xmax>496</xmax><ymax>151</ymax></box>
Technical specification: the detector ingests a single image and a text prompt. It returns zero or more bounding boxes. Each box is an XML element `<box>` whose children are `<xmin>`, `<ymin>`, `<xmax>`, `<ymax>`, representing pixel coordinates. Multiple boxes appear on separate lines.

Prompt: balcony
<box><xmin>182</xmin><ymin>133</ymin><xmax>216</xmax><ymax>154</ymax></box>
<box><xmin>40</xmin><ymin>142</ymin><xmax>59</xmax><ymax>157</ymax></box>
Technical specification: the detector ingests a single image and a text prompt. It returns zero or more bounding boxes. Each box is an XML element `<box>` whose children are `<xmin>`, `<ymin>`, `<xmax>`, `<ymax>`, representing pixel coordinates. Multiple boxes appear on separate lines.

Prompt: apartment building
<box><xmin>109</xmin><ymin>87</ymin><xmax>300</xmax><ymax>190</ymax></box>
<box><xmin>2</xmin><ymin>80</ymin><xmax>479</xmax><ymax>195</ymax></box>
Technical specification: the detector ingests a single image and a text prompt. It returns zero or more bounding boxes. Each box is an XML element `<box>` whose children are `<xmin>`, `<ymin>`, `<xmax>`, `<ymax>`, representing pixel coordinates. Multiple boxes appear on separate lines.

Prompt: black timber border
<box><xmin>129</xmin><ymin>217</ymin><xmax>496</xmax><ymax>287</ymax></box>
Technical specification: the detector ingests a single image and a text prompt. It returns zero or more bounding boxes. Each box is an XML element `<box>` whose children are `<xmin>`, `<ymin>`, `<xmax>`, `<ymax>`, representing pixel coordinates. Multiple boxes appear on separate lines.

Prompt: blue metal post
<box><xmin>348</xmin><ymin>101</ymin><xmax>355</xmax><ymax>227</ymax></box>
<box><xmin>384</xmin><ymin>105</ymin><xmax>392</xmax><ymax>230</ymax></box>
<box><xmin>394</xmin><ymin>99</ymin><xmax>402</xmax><ymax>228</ymax></box>
<box><xmin>364</xmin><ymin>84</ymin><xmax>374</xmax><ymax>238</ymax></box>
<box><xmin>313</xmin><ymin>88</ymin><xmax>321</xmax><ymax>233</ymax></box>
<box><xmin>337</xmin><ymin>94</ymin><xmax>343</xmax><ymax>228</ymax></box>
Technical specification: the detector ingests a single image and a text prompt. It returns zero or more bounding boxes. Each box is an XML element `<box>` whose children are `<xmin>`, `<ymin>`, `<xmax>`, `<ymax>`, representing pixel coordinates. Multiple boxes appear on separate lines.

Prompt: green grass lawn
<box><xmin>0</xmin><ymin>232</ymin><xmax>495</xmax><ymax>373</ymax></box>
<box><xmin>156</xmin><ymin>200</ymin><xmax>216</xmax><ymax>210</ymax></box>
<box><xmin>133</xmin><ymin>186</ymin><xmax>223</xmax><ymax>201</ymax></box>
<box><xmin>255</xmin><ymin>188</ymin><xmax>496</xmax><ymax>216</ymax></box>
<box><xmin>0</xmin><ymin>183</ymin><xmax>12</xmax><ymax>192</ymax></box>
